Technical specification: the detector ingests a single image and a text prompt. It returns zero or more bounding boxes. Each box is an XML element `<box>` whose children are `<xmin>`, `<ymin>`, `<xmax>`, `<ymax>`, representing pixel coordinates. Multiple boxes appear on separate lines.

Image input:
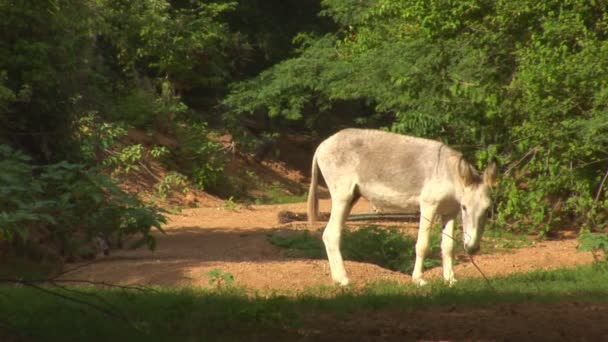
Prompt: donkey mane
<box><xmin>447</xmin><ymin>151</ymin><xmax>482</xmax><ymax>186</ymax></box>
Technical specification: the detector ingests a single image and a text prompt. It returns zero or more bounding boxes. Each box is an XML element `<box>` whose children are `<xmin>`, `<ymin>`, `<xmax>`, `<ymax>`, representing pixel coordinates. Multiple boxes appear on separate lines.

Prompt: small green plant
<box><xmin>245</xmin><ymin>170</ymin><xmax>257</xmax><ymax>181</ymax></box>
<box><xmin>206</xmin><ymin>268</ymin><xmax>235</xmax><ymax>287</ymax></box>
<box><xmin>223</xmin><ymin>196</ymin><xmax>239</xmax><ymax>211</ymax></box>
<box><xmin>267</xmin><ymin>231</ymin><xmax>325</xmax><ymax>259</ymax></box>
<box><xmin>482</xmin><ymin>229</ymin><xmax>532</xmax><ymax>253</ymax></box>
<box><xmin>578</xmin><ymin>232</ymin><xmax>608</xmax><ymax>265</ymax></box>
<box><xmin>103</xmin><ymin>144</ymin><xmax>145</xmax><ymax>177</ymax></box>
<box><xmin>174</xmin><ymin>122</ymin><xmax>225</xmax><ymax>191</ymax></box>
<box><xmin>150</xmin><ymin>145</ymin><xmax>170</xmax><ymax>159</ymax></box>
<box><xmin>75</xmin><ymin>112</ymin><xmax>129</xmax><ymax>162</ymax></box>
<box><xmin>155</xmin><ymin>172</ymin><xmax>189</xmax><ymax>199</ymax></box>
<box><xmin>256</xmin><ymin>182</ymin><xmax>308</xmax><ymax>205</ymax></box>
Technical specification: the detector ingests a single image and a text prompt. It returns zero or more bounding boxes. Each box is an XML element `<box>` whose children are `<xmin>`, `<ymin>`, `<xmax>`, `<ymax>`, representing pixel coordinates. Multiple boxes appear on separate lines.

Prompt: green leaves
<box><xmin>207</xmin><ymin>268</ymin><xmax>235</xmax><ymax>287</ymax></box>
<box><xmin>0</xmin><ymin>144</ymin><xmax>165</xmax><ymax>257</ymax></box>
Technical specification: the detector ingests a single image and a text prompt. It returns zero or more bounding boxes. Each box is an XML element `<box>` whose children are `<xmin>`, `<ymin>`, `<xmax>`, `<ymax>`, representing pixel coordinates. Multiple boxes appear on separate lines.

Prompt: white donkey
<box><xmin>307</xmin><ymin>128</ymin><xmax>496</xmax><ymax>286</ymax></box>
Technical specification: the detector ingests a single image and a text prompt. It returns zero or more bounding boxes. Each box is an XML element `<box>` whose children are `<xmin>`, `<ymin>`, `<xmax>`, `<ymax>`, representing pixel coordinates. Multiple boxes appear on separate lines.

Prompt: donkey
<box><xmin>307</xmin><ymin>128</ymin><xmax>497</xmax><ymax>286</ymax></box>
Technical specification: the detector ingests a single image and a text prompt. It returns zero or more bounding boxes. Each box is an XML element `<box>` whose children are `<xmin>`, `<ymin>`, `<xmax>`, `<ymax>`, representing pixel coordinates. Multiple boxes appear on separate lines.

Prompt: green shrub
<box><xmin>0</xmin><ymin>145</ymin><xmax>165</xmax><ymax>258</ymax></box>
<box><xmin>155</xmin><ymin>172</ymin><xmax>190</xmax><ymax>199</ymax></box>
<box><xmin>579</xmin><ymin>232</ymin><xmax>608</xmax><ymax>265</ymax></box>
<box><xmin>173</xmin><ymin>122</ymin><xmax>225</xmax><ymax>191</ymax></box>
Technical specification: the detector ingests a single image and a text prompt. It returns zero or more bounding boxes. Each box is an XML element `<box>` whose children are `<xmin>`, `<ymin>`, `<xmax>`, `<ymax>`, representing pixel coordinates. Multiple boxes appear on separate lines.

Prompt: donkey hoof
<box><xmin>413</xmin><ymin>278</ymin><xmax>428</xmax><ymax>287</ymax></box>
<box><xmin>446</xmin><ymin>277</ymin><xmax>457</xmax><ymax>287</ymax></box>
<box><xmin>334</xmin><ymin>277</ymin><xmax>350</xmax><ymax>286</ymax></box>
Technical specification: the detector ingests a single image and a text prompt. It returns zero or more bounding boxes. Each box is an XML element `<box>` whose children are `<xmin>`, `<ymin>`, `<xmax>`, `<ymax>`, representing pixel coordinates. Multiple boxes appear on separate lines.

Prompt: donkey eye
<box><xmin>461</xmin><ymin>205</ymin><xmax>467</xmax><ymax>212</ymax></box>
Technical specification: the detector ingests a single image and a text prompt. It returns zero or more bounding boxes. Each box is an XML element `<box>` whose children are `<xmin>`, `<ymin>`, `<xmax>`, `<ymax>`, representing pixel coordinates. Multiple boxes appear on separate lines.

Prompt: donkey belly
<box><xmin>359</xmin><ymin>182</ymin><xmax>420</xmax><ymax>211</ymax></box>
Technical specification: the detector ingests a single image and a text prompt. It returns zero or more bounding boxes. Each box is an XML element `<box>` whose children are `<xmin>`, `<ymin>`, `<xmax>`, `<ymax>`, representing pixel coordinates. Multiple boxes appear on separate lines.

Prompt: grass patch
<box><xmin>254</xmin><ymin>182</ymin><xmax>307</xmax><ymax>205</ymax></box>
<box><xmin>268</xmin><ymin>225</ymin><xmax>442</xmax><ymax>273</ymax></box>
<box><xmin>1</xmin><ymin>265</ymin><xmax>608</xmax><ymax>341</ymax></box>
<box><xmin>0</xmin><ymin>255</ymin><xmax>61</xmax><ymax>280</ymax></box>
<box><xmin>482</xmin><ymin>228</ymin><xmax>533</xmax><ymax>253</ymax></box>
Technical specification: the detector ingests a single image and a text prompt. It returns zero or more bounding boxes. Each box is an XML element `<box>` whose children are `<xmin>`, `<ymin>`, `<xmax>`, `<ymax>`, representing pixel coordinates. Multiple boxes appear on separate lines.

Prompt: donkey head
<box><xmin>458</xmin><ymin>160</ymin><xmax>497</xmax><ymax>254</ymax></box>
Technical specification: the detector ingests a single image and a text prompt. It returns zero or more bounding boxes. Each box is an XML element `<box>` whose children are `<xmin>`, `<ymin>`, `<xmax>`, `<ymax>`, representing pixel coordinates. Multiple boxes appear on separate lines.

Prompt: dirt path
<box><xmin>64</xmin><ymin>199</ymin><xmax>594</xmax><ymax>291</ymax></box>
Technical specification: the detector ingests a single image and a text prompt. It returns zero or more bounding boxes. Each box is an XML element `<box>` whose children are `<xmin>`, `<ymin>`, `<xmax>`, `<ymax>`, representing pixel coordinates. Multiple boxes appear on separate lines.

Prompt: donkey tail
<box><xmin>307</xmin><ymin>152</ymin><xmax>320</xmax><ymax>226</ymax></box>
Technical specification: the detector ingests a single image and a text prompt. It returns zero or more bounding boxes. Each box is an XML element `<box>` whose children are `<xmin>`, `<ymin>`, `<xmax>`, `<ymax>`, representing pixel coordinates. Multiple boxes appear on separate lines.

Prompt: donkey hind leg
<box><xmin>323</xmin><ymin>193</ymin><xmax>356</xmax><ymax>286</ymax></box>
<box><xmin>441</xmin><ymin>216</ymin><xmax>457</xmax><ymax>286</ymax></box>
<box><xmin>412</xmin><ymin>203</ymin><xmax>437</xmax><ymax>286</ymax></box>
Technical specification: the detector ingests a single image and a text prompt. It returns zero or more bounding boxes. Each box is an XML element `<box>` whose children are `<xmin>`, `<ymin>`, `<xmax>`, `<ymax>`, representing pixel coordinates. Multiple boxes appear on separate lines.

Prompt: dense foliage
<box><xmin>0</xmin><ymin>145</ymin><xmax>164</xmax><ymax>258</ymax></box>
<box><xmin>0</xmin><ymin>0</ymin><xmax>329</xmax><ymax>257</ymax></box>
<box><xmin>225</xmin><ymin>0</ymin><xmax>608</xmax><ymax>234</ymax></box>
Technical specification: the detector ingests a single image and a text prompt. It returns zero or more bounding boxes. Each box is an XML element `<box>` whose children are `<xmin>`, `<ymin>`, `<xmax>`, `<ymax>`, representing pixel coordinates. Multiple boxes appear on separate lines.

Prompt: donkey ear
<box><xmin>458</xmin><ymin>157</ymin><xmax>474</xmax><ymax>186</ymax></box>
<box><xmin>483</xmin><ymin>162</ymin><xmax>498</xmax><ymax>187</ymax></box>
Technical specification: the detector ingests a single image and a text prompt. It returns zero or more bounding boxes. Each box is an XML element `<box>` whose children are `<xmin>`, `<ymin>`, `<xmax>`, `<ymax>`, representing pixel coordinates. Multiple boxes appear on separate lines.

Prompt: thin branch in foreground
<box><xmin>0</xmin><ymin>278</ymin><xmax>149</xmax><ymax>335</ymax></box>
<box><xmin>5</xmin><ymin>280</ymin><xmax>123</xmax><ymax>320</ymax></box>
<box><xmin>430</xmin><ymin>217</ymin><xmax>495</xmax><ymax>291</ymax></box>
<box><xmin>417</xmin><ymin>213</ymin><xmax>495</xmax><ymax>291</ymax></box>
<box><xmin>51</xmin><ymin>259</ymin><xmax>99</xmax><ymax>279</ymax></box>
<box><xmin>465</xmin><ymin>253</ymin><xmax>496</xmax><ymax>292</ymax></box>
<box><xmin>48</xmin><ymin>279</ymin><xmax>158</xmax><ymax>293</ymax></box>
<box><xmin>0</xmin><ymin>277</ymin><xmax>157</xmax><ymax>293</ymax></box>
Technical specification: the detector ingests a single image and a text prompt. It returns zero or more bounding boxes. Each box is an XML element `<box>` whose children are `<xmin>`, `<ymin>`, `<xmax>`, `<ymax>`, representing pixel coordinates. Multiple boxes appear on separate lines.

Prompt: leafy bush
<box><xmin>579</xmin><ymin>232</ymin><xmax>608</xmax><ymax>265</ymax></box>
<box><xmin>103</xmin><ymin>144</ymin><xmax>146</xmax><ymax>177</ymax></box>
<box><xmin>0</xmin><ymin>145</ymin><xmax>165</xmax><ymax>258</ymax></box>
<box><xmin>0</xmin><ymin>146</ymin><xmax>54</xmax><ymax>242</ymax></box>
<box><xmin>173</xmin><ymin>122</ymin><xmax>226</xmax><ymax>191</ymax></box>
<box><xmin>155</xmin><ymin>172</ymin><xmax>190</xmax><ymax>199</ymax></box>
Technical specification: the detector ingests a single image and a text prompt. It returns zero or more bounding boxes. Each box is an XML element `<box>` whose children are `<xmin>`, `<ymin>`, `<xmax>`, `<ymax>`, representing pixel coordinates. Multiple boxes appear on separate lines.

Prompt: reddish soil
<box><xmin>64</xmin><ymin>198</ymin><xmax>594</xmax><ymax>290</ymax></box>
<box><xmin>62</xmin><ymin>198</ymin><xmax>605</xmax><ymax>341</ymax></box>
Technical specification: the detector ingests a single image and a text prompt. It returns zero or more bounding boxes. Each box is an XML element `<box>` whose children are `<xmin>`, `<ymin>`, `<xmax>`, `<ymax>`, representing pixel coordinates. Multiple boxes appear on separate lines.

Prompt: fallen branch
<box><xmin>278</xmin><ymin>210</ymin><xmax>419</xmax><ymax>224</ymax></box>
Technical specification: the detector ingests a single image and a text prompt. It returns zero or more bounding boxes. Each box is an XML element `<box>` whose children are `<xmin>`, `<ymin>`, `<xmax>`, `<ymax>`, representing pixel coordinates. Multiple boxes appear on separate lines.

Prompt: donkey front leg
<box><xmin>322</xmin><ymin>198</ymin><xmax>352</xmax><ymax>286</ymax></box>
<box><xmin>441</xmin><ymin>216</ymin><xmax>457</xmax><ymax>286</ymax></box>
<box><xmin>412</xmin><ymin>204</ymin><xmax>437</xmax><ymax>286</ymax></box>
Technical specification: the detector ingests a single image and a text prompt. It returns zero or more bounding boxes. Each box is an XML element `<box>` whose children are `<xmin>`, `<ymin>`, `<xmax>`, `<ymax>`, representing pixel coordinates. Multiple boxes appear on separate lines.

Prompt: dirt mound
<box><xmin>115</xmin><ymin>129</ymin><xmax>312</xmax><ymax>208</ymax></box>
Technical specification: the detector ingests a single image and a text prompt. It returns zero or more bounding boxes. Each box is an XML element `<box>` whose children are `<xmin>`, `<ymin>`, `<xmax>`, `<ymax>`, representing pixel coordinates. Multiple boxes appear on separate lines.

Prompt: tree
<box><xmin>224</xmin><ymin>0</ymin><xmax>608</xmax><ymax>233</ymax></box>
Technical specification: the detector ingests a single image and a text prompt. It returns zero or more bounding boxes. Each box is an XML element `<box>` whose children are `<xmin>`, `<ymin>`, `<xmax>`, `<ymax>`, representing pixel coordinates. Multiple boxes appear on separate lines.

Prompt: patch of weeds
<box><xmin>155</xmin><ymin>171</ymin><xmax>190</xmax><ymax>199</ymax></box>
<box><xmin>223</xmin><ymin>196</ymin><xmax>239</xmax><ymax>211</ymax></box>
<box><xmin>578</xmin><ymin>232</ymin><xmax>608</xmax><ymax>267</ymax></box>
<box><xmin>103</xmin><ymin>144</ymin><xmax>145</xmax><ymax>177</ymax></box>
<box><xmin>207</xmin><ymin>268</ymin><xmax>235</xmax><ymax>288</ymax></box>
<box><xmin>267</xmin><ymin>231</ymin><xmax>325</xmax><ymax>259</ymax></box>
<box><xmin>483</xmin><ymin>229</ymin><xmax>532</xmax><ymax>253</ymax></box>
<box><xmin>255</xmin><ymin>182</ymin><xmax>307</xmax><ymax>205</ymax></box>
<box><xmin>268</xmin><ymin>225</ymin><xmax>442</xmax><ymax>273</ymax></box>
<box><xmin>245</xmin><ymin>170</ymin><xmax>257</xmax><ymax>181</ymax></box>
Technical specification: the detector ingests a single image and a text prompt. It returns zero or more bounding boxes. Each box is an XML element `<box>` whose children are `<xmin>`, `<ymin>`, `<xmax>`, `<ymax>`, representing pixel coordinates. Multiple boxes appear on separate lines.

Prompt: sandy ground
<box><xmin>57</xmin><ymin>199</ymin><xmax>608</xmax><ymax>341</ymax></box>
<box><xmin>62</xmin><ymin>199</ymin><xmax>594</xmax><ymax>291</ymax></box>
